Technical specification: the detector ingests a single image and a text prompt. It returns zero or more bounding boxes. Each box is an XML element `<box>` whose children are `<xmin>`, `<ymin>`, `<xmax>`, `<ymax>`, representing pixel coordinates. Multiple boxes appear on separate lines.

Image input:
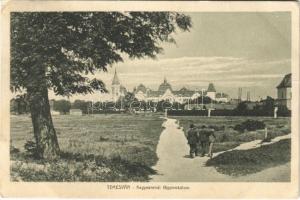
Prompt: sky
<box><xmin>51</xmin><ymin>12</ymin><xmax>291</xmax><ymax>102</ymax></box>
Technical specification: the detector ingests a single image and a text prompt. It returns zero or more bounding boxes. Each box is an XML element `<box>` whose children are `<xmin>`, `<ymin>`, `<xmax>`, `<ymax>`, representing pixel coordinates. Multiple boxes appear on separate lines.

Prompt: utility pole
<box><xmin>246</xmin><ymin>91</ymin><xmax>250</xmax><ymax>102</ymax></box>
<box><xmin>195</xmin><ymin>89</ymin><xmax>198</xmax><ymax>109</ymax></box>
<box><xmin>238</xmin><ymin>87</ymin><xmax>242</xmax><ymax>102</ymax></box>
<box><xmin>201</xmin><ymin>88</ymin><xmax>204</xmax><ymax>110</ymax></box>
<box><xmin>120</xmin><ymin>97</ymin><xmax>123</xmax><ymax>111</ymax></box>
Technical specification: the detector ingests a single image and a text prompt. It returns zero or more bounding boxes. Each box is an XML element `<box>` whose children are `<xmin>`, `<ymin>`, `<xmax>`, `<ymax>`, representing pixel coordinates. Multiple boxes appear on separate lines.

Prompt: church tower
<box><xmin>112</xmin><ymin>69</ymin><xmax>121</xmax><ymax>102</ymax></box>
<box><xmin>207</xmin><ymin>83</ymin><xmax>216</xmax><ymax>100</ymax></box>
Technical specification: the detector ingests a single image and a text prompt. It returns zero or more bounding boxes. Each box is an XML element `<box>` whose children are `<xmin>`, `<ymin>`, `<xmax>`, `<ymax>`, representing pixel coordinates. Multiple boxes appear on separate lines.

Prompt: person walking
<box><xmin>186</xmin><ymin>124</ymin><xmax>199</xmax><ymax>158</ymax></box>
<box><xmin>207</xmin><ymin>129</ymin><xmax>216</xmax><ymax>158</ymax></box>
<box><xmin>198</xmin><ymin>125</ymin><xmax>209</xmax><ymax>157</ymax></box>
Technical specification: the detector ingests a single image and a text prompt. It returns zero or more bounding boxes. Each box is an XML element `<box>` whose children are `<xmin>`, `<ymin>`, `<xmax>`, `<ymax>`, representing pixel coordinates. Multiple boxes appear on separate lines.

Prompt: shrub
<box><xmin>208</xmin><ymin>125</ymin><xmax>225</xmax><ymax>131</ymax></box>
<box><xmin>10</xmin><ymin>145</ymin><xmax>20</xmax><ymax>154</ymax></box>
<box><xmin>219</xmin><ymin>133</ymin><xmax>229</xmax><ymax>142</ymax></box>
<box><xmin>24</xmin><ymin>140</ymin><xmax>39</xmax><ymax>158</ymax></box>
<box><xmin>99</xmin><ymin>136</ymin><xmax>109</xmax><ymax>142</ymax></box>
<box><xmin>233</xmin><ymin>120</ymin><xmax>265</xmax><ymax>132</ymax></box>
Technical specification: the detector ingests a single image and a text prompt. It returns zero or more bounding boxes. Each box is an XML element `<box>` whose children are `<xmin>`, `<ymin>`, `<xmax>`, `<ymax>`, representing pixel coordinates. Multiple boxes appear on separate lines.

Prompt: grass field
<box><xmin>173</xmin><ymin>116</ymin><xmax>291</xmax><ymax>153</ymax></box>
<box><xmin>10</xmin><ymin>113</ymin><xmax>164</xmax><ymax>181</ymax></box>
<box><xmin>11</xmin><ymin>114</ymin><xmax>291</xmax><ymax>181</ymax></box>
<box><xmin>206</xmin><ymin>139</ymin><xmax>291</xmax><ymax>177</ymax></box>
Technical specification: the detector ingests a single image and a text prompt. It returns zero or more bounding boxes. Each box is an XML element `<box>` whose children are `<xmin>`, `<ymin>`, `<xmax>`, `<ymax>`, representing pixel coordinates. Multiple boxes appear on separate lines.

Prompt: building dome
<box><xmin>158</xmin><ymin>77</ymin><xmax>172</xmax><ymax>92</ymax></box>
<box><xmin>136</xmin><ymin>84</ymin><xmax>147</xmax><ymax>93</ymax></box>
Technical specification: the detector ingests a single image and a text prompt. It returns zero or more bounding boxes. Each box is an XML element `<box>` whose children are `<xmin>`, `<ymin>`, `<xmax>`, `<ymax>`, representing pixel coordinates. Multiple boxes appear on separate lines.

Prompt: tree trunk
<box><xmin>27</xmin><ymin>86</ymin><xmax>60</xmax><ymax>160</ymax></box>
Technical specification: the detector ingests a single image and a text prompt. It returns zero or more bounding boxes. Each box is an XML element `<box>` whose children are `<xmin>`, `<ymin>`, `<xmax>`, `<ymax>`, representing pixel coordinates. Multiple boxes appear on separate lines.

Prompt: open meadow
<box><xmin>10</xmin><ymin>113</ymin><xmax>164</xmax><ymax>181</ymax></box>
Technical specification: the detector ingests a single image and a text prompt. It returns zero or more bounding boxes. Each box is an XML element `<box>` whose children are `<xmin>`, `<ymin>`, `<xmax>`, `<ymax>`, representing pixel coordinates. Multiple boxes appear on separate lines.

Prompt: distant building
<box><xmin>229</xmin><ymin>99</ymin><xmax>240</xmax><ymax>105</ymax></box>
<box><xmin>215</xmin><ymin>92</ymin><xmax>229</xmax><ymax>103</ymax></box>
<box><xmin>134</xmin><ymin>78</ymin><xmax>199</xmax><ymax>103</ymax></box>
<box><xmin>276</xmin><ymin>73</ymin><xmax>291</xmax><ymax>110</ymax></box>
<box><xmin>206</xmin><ymin>83</ymin><xmax>216</xmax><ymax>100</ymax></box>
<box><xmin>111</xmin><ymin>69</ymin><xmax>127</xmax><ymax>102</ymax></box>
<box><xmin>70</xmin><ymin>109</ymin><xmax>82</xmax><ymax>116</ymax></box>
<box><xmin>51</xmin><ymin>110</ymin><xmax>60</xmax><ymax>115</ymax></box>
<box><xmin>133</xmin><ymin>78</ymin><xmax>229</xmax><ymax>104</ymax></box>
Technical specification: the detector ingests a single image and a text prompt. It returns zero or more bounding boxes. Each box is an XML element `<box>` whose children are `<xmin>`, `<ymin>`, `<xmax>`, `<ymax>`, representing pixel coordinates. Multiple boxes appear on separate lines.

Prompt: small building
<box><xmin>276</xmin><ymin>73</ymin><xmax>291</xmax><ymax>110</ymax></box>
<box><xmin>215</xmin><ymin>92</ymin><xmax>229</xmax><ymax>103</ymax></box>
<box><xmin>50</xmin><ymin>110</ymin><xmax>60</xmax><ymax>115</ymax></box>
<box><xmin>69</xmin><ymin>109</ymin><xmax>83</xmax><ymax>116</ymax></box>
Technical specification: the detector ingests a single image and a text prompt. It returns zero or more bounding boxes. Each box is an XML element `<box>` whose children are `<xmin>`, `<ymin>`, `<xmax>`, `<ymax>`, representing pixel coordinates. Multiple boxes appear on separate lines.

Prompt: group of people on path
<box><xmin>186</xmin><ymin>124</ymin><xmax>216</xmax><ymax>159</ymax></box>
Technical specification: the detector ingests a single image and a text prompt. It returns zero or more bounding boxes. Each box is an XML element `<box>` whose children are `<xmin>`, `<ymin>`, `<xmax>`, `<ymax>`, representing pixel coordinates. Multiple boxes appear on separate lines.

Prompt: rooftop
<box><xmin>112</xmin><ymin>69</ymin><xmax>120</xmax><ymax>85</ymax></box>
<box><xmin>207</xmin><ymin>83</ymin><xmax>216</xmax><ymax>92</ymax></box>
<box><xmin>277</xmin><ymin>73</ymin><xmax>291</xmax><ymax>88</ymax></box>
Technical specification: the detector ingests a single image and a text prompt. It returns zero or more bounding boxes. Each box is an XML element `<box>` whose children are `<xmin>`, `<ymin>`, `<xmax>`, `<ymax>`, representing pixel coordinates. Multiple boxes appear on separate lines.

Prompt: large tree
<box><xmin>11</xmin><ymin>12</ymin><xmax>191</xmax><ymax>159</ymax></box>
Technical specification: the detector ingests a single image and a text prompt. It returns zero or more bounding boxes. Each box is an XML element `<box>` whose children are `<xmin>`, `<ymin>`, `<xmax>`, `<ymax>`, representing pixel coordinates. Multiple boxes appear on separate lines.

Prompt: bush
<box><xmin>167</xmin><ymin>109</ymin><xmax>291</xmax><ymax>117</ymax></box>
<box><xmin>24</xmin><ymin>140</ymin><xmax>39</xmax><ymax>158</ymax></box>
<box><xmin>234</xmin><ymin>120</ymin><xmax>265</xmax><ymax>132</ymax></box>
<box><xmin>99</xmin><ymin>136</ymin><xmax>109</xmax><ymax>142</ymax></box>
<box><xmin>10</xmin><ymin>145</ymin><xmax>20</xmax><ymax>154</ymax></box>
<box><xmin>208</xmin><ymin>124</ymin><xmax>225</xmax><ymax>131</ymax></box>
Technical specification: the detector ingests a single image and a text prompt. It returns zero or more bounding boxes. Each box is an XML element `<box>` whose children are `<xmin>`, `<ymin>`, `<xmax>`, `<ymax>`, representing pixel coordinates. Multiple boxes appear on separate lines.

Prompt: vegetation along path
<box><xmin>150</xmin><ymin>117</ymin><xmax>290</xmax><ymax>182</ymax></box>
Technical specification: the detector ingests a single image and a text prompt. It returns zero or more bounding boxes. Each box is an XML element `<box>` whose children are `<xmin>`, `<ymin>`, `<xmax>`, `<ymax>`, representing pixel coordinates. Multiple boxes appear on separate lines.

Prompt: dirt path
<box><xmin>150</xmin><ymin>118</ymin><xmax>290</xmax><ymax>182</ymax></box>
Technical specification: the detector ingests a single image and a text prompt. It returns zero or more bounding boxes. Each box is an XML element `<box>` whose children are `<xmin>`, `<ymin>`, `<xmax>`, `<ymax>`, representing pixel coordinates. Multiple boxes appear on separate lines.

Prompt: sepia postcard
<box><xmin>0</xmin><ymin>1</ymin><xmax>299</xmax><ymax>198</ymax></box>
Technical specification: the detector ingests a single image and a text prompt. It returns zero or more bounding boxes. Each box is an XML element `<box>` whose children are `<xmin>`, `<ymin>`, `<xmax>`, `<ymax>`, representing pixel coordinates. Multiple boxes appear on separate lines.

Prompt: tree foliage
<box><xmin>11</xmin><ymin>12</ymin><xmax>191</xmax><ymax>96</ymax></box>
<box><xmin>190</xmin><ymin>96</ymin><xmax>212</xmax><ymax>104</ymax></box>
<box><xmin>10</xmin><ymin>94</ymin><xmax>30</xmax><ymax>114</ymax></box>
<box><xmin>53</xmin><ymin>99</ymin><xmax>71</xmax><ymax>114</ymax></box>
<box><xmin>72</xmin><ymin>99</ymin><xmax>89</xmax><ymax>113</ymax></box>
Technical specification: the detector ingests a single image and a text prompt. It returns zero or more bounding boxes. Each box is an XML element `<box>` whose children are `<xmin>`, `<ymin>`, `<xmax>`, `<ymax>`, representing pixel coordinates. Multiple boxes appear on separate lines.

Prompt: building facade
<box><xmin>276</xmin><ymin>73</ymin><xmax>291</xmax><ymax>110</ymax></box>
<box><xmin>133</xmin><ymin>78</ymin><xmax>229</xmax><ymax>103</ymax></box>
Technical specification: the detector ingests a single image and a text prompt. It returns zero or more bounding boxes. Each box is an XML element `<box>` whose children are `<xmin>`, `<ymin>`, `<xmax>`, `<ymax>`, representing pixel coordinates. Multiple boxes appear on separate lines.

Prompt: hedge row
<box><xmin>167</xmin><ymin>109</ymin><xmax>291</xmax><ymax>117</ymax></box>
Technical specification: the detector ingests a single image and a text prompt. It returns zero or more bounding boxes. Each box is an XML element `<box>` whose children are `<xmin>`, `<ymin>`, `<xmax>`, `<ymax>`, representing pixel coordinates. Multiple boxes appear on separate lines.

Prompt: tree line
<box><xmin>11</xmin><ymin>95</ymin><xmax>290</xmax><ymax>115</ymax></box>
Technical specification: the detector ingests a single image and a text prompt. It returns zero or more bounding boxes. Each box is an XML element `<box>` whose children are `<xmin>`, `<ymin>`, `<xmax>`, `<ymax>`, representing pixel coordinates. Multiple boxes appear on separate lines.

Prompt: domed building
<box><xmin>133</xmin><ymin>77</ymin><xmax>229</xmax><ymax>104</ymax></box>
<box><xmin>134</xmin><ymin>77</ymin><xmax>198</xmax><ymax>103</ymax></box>
<box><xmin>158</xmin><ymin>77</ymin><xmax>173</xmax><ymax>92</ymax></box>
<box><xmin>135</xmin><ymin>84</ymin><xmax>147</xmax><ymax>94</ymax></box>
<box><xmin>133</xmin><ymin>78</ymin><xmax>229</xmax><ymax>103</ymax></box>
<box><xmin>134</xmin><ymin>84</ymin><xmax>149</xmax><ymax>101</ymax></box>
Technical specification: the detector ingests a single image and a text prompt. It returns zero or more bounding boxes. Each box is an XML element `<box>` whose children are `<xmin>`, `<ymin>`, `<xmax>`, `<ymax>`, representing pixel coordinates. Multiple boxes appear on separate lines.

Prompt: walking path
<box><xmin>150</xmin><ymin>118</ymin><xmax>290</xmax><ymax>182</ymax></box>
